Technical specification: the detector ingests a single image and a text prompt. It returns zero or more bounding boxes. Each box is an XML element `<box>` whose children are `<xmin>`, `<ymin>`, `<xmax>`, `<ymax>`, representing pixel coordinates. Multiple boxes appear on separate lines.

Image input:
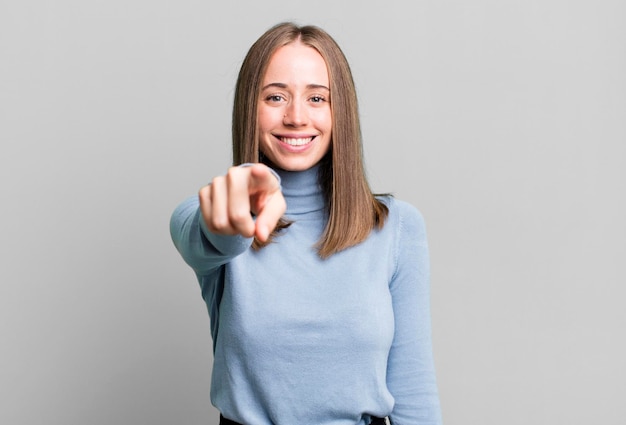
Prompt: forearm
<box><xmin>170</xmin><ymin>195</ymin><xmax>252</xmax><ymax>275</ymax></box>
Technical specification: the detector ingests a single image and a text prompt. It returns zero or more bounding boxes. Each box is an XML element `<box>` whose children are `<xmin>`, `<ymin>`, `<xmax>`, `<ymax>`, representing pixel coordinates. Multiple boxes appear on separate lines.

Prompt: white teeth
<box><xmin>281</xmin><ymin>137</ymin><xmax>313</xmax><ymax>146</ymax></box>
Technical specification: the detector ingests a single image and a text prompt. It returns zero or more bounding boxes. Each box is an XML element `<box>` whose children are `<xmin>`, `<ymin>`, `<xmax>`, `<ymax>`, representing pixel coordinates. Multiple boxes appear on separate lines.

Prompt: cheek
<box><xmin>312</xmin><ymin>109</ymin><xmax>333</xmax><ymax>132</ymax></box>
<box><xmin>257</xmin><ymin>106</ymin><xmax>281</xmax><ymax>131</ymax></box>
<box><xmin>256</xmin><ymin>110</ymin><xmax>268</xmax><ymax>131</ymax></box>
<box><xmin>257</xmin><ymin>111</ymin><xmax>273</xmax><ymax>153</ymax></box>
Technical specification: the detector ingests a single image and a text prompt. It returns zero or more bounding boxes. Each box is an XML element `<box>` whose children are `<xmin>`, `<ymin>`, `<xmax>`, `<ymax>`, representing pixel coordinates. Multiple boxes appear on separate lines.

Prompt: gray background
<box><xmin>1</xmin><ymin>0</ymin><xmax>624</xmax><ymax>424</ymax></box>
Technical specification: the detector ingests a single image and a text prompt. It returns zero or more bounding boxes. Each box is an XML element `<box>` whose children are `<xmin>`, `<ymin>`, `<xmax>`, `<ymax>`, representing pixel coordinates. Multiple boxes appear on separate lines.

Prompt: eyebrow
<box><xmin>261</xmin><ymin>82</ymin><xmax>330</xmax><ymax>91</ymax></box>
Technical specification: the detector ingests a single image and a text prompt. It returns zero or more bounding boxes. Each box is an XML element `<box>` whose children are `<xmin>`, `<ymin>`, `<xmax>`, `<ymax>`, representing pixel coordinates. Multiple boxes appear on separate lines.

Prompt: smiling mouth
<box><xmin>278</xmin><ymin>136</ymin><xmax>315</xmax><ymax>146</ymax></box>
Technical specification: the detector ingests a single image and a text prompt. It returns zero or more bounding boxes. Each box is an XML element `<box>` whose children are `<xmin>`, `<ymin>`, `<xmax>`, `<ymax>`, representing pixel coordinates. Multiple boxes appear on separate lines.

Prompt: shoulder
<box><xmin>377</xmin><ymin>195</ymin><xmax>427</xmax><ymax>235</ymax></box>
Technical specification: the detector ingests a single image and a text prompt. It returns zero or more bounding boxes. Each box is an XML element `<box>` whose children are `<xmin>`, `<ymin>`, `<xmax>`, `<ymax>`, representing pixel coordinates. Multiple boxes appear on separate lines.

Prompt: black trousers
<box><xmin>220</xmin><ymin>414</ymin><xmax>387</xmax><ymax>425</ymax></box>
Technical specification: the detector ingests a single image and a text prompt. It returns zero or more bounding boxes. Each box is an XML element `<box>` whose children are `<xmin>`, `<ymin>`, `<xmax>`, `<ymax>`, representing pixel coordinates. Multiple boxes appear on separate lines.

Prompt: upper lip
<box><xmin>274</xmin><ymin>133</ymin><xmax>317</xmax><ymax>139</ymax></box>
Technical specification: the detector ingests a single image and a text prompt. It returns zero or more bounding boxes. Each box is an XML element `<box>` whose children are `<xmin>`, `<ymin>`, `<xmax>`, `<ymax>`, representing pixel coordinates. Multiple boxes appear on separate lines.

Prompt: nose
<box><xmin>283</xmin><ymin>100</ymin><xmax>308</xmax><ymax>126</ymax></box>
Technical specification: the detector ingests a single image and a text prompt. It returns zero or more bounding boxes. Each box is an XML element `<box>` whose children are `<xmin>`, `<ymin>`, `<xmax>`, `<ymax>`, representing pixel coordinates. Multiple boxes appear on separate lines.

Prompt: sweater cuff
<box><xmin>198</xmin><ymin>209</ymin><xmax>253</xmax><ymax>256</ymax></box>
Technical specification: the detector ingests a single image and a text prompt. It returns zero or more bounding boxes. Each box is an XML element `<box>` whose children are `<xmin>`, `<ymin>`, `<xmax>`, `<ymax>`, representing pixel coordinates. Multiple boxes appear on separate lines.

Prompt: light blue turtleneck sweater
<box><xmin>170</xmin><ymin>165</ymin><xmax>442</xmax><ymax>425</ymax></box>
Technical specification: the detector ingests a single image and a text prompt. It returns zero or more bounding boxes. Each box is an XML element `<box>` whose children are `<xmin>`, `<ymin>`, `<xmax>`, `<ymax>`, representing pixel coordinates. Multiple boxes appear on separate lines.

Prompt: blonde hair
<box><xmin>232</xmin><ymin>22</ymin><xmax>388</xmax><ymax>258</ymax></box>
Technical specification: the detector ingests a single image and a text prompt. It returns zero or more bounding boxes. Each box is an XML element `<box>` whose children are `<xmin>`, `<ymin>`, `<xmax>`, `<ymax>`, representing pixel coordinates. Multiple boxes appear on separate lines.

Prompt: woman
<box><xmin>170</xmin><ymin>22</ymin><xmax>442</xmax><ymax>425</ymax></box>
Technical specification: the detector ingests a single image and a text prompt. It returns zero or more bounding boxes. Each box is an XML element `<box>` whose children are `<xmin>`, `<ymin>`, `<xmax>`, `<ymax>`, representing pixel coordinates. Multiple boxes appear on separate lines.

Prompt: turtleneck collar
<box><xmin>275</xmin><ymin>164</ymin><xmax>326</xmax><ymax>215</ymax></box>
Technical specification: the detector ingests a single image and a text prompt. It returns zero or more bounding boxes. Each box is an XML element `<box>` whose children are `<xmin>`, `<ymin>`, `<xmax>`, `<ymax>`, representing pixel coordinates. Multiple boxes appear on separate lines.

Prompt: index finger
<box><xmin>254</xmin><ymin>190</ymin><xmax>287</xmax><ymax>242</ymax></box>
<box><xmin>247</xmin><ymin>163</ymin><xmax>281</xmax><ymax>195</ymax></box>
<box><xmin>245</xmin><ymin>164</ymin><xmax>282</xmax><ymax>214</ymax></box>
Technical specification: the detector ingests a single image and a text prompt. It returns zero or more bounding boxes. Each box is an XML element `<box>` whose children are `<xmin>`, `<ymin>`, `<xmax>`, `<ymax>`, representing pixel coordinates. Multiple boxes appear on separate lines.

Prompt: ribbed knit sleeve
<box><xmin>169</xmin><ymin>195</ymin><xmax>253</xmax><ymax>276</ymax></box>
<box><xmin>170</xmin><ymin>195</ymin><xmax>254</xmax><ymax>349</ymax></box>
<box><xmin>387</xmin><ymin>200</ymin><xmax>443</xmax><ymax>425</ymax></box>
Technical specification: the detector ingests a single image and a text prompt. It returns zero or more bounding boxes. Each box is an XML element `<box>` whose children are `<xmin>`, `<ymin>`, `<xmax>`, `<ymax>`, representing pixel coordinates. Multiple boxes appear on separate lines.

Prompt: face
<box><xmin>257</xmin><ymin>41</ymin><xmax>332</xmax><ymax>171</ymax></box>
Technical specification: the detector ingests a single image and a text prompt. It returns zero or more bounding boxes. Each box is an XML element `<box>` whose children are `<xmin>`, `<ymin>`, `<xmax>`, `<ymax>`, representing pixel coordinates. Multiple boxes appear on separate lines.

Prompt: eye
<box><xmin>266</xmin><ymin>94</ymin><xmax>284</xmax><ymax>102</ymax></box>
<box><xmin>310</xmin><ymin>95</ymin><xmax>326</xmax><ymax>103</ymax></box>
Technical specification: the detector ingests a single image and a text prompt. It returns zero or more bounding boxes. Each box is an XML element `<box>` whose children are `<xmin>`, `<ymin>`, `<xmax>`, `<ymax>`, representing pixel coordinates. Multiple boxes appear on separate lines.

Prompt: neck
<box><xmin>275</xmin><ymin>165</ymin><xmax>325</xmax><ymax>215</ymax></box>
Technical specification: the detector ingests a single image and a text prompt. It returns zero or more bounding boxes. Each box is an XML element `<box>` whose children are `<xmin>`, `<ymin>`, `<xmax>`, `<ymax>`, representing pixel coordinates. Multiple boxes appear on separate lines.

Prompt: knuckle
<box><xmin>202</xmin><ymin>212</ymin><xmax>220</xmax><ymax>233</ymax></box>
<box><xmin>210</xmin><ymin>215</ymin><xmax>230</xmax><ymax>231</ymax></box>
<box><xmin>226</xmin><ymin>166</ymin><xmax>246</xmax><ymax>183</ymax></box>
<box><xmin>198</xmin><ymin>184</ymin><xmax>211</xmax><ymax>198</ymax></box>
<box><xmin>229</xmin><ymin>209</ymin><xmax>251</xmax><ymax>226</ymax></box>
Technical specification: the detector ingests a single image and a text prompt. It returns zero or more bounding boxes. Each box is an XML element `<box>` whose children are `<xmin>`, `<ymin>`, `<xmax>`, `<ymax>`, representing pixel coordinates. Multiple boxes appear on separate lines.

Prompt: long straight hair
<box><xmin>232</xmin><ymin>22</ymin><xmax>388</xmax><ymax>258</ymax></box>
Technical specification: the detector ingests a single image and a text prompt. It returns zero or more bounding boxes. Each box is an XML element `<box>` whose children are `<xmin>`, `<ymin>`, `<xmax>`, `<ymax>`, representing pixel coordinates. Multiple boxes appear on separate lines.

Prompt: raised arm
<box><xmin>170</xmin><ymin>163</ymin><xmax>286</xmax><ymax>276</ymax></box>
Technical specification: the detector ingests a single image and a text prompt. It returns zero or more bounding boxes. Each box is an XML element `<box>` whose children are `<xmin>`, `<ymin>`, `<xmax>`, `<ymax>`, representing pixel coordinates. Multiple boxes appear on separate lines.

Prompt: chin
<box><xmin>265</xmin><ymin>155</ymin><xmax>322</xmax><ymax>172</ymax></box>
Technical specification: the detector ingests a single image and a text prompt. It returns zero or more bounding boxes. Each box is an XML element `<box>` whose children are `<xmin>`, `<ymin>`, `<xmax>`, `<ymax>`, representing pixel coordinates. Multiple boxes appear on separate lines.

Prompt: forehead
<box><xmin>263</xmin><ymin>41</ymin><xmax>329</xmax><ymax>85</ymax></box>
